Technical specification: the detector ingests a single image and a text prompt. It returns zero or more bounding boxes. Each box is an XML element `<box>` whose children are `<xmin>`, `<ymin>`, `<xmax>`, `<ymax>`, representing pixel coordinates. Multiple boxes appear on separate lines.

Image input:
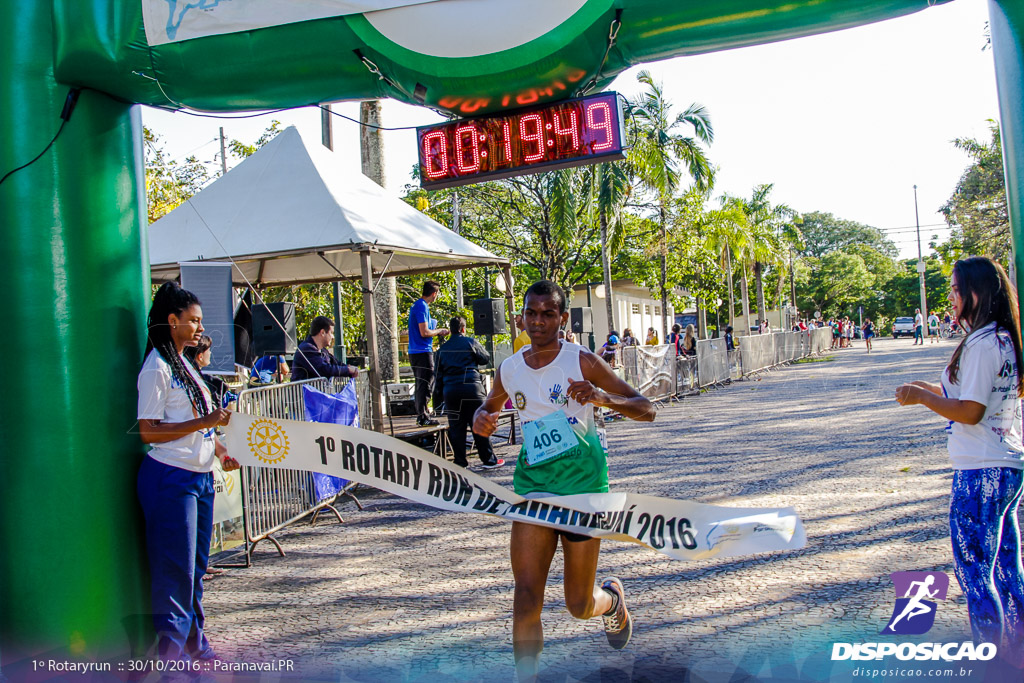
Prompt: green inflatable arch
<box><xmin>2</xmin><ymin>0</ymin><xmax>1023</xmax><ymax>665</ymax></box>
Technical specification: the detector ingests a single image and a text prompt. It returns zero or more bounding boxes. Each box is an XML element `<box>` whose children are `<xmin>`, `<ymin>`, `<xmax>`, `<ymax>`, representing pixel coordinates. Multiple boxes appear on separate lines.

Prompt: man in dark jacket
<box><xmin>291</xmin><ymin>316</ymin><xmax>359</xmax><ymax>381</ymax></box>
<box><xmin>434</xmin><ymin>317</ymin><xmax>503</xmax><ymax>469</ymax></box>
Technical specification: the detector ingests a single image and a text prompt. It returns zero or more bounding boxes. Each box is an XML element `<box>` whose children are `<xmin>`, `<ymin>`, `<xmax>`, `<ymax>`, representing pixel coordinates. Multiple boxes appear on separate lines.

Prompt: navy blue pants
<box><xmin>137</xmin><ymin>455</ymin><xmax>215</xmax><ymax>661</ymax></box>
<box><xmin>950</xmin><ymin>467</ymin><xmax>1024</xmax><ymax>658</ymax></box>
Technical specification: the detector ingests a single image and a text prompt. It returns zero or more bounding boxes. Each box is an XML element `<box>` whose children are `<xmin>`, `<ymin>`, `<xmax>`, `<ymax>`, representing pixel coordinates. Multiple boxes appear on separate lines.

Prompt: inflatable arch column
<box><xmin>0</xmin><ymin>2</ymin><xmax>150</xmax><ymax>664</ymax></box>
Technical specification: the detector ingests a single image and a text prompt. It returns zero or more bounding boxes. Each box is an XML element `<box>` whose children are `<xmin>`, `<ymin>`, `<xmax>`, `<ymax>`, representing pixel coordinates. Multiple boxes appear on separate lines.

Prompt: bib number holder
<box><xmin>522</xmin><ymin>409</ymin><xmax>577</xmax><ymax>467</ymax></box>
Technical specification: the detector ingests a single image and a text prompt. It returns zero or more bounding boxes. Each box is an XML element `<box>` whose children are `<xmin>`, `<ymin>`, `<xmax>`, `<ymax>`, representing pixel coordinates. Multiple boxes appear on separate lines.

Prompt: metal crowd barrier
<box><xmin>231</xmin><ymin>374</ymin><xmax>369</xmax><ymax>566</ymax></box>
<box><xmin>675</xmin><ymin>355</ymin><xmax>699</xmax><ymax>396</ymax></box>
<box><xmin>696</xmin><ymin>338</ymin><xmax>729</xmax><ymax>387</ymax></box>
<box><xmin>620</xmin><ymin>345</ymin><xmax>676</xmax><ymax>402</ymax></box>
<box><xmin>607</xmin><ymin>328</ymin><xmax>835</xmax><ymax>410</ymax></box>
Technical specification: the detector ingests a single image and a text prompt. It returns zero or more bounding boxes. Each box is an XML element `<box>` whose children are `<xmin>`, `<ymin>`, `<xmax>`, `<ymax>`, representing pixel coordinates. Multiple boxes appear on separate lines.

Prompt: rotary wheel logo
<box><xmin>514</xmin><ymin>391</ymin><xmax>527</xmax><ymax>410</ymax></box>
<box><xmin>247</xmin><ymin>419</ymin><xmax>290</xmax><ymax>464</ymax></box>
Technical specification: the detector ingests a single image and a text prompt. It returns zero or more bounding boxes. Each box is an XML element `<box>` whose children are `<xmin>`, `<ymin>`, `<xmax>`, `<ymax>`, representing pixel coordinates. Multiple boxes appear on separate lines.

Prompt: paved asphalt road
<box><xmin>203</xmin><ymin>337</ymin><xmax>1020</xmax><ymax>682</ymax></box>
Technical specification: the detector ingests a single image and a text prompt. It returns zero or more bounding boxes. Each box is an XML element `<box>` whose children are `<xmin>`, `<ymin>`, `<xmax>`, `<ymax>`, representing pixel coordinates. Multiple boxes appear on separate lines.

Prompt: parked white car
<box><xmin>892</xmin><ymin>316</ymin><xmax>916</xmax><ymax>338</ymax></box>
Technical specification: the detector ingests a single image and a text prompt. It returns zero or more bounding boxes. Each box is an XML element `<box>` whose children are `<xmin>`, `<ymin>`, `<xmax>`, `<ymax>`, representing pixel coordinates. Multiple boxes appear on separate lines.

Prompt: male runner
<box><xmin>473</xmin><ymin>280</ymin><xmax>656</xmax><ymax>682</ymax></box>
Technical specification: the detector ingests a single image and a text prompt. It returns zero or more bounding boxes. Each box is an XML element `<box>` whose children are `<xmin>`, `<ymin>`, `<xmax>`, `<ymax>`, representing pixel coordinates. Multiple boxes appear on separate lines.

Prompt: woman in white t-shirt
<box><xmin>137</xmin><ymin>282</ymin><xmax>238</xmax><ymax>663</ymax></box>
<box><xmin>896</xmin><ymin>257</ymin><xmax>1024</xmax><ymax>661</ymax></box>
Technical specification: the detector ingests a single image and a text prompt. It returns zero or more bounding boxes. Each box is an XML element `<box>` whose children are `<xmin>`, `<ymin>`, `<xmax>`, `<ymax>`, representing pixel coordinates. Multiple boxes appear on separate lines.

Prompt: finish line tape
<box><xmin>225</xmin><ymin>412</ymin><xmax>806</xmax><ymax>561</ymax></box>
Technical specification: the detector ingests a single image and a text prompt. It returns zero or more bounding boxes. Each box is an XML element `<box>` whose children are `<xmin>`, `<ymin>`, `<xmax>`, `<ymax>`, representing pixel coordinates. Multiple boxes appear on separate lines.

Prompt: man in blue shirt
<box><xmin>292</xmin><ymin>316</ymin><xmax>358</xmax><ymax>381</ymax></box>
<box><xmin>408</xmin><ymin>280</ymin><xmax>449</xmax><ymax>426</ymax></box>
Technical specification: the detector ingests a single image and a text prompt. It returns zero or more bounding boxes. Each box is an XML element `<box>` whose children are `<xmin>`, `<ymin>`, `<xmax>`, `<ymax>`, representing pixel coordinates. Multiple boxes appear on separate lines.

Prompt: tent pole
<box><xmin>360</xmin><ymin>251</ymin><xmax>384</xmax><ymax>431</ymax></box>
<box><xmin>333</xmin><ymin>280</ymin><xmax>346</xmax><ymax>363</ymax></box>
<box><xmin>502</xmin><ymin>264</ymin><xmax>516</xmax><ymax>336</ymax></box>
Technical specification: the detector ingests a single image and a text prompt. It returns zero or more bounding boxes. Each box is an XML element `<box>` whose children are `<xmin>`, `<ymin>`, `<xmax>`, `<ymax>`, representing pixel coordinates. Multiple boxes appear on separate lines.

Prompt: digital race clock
<box><xmin>417</xmin><ymin>92</ymin><xmax>626</xmax><ymax>190</ymax></box>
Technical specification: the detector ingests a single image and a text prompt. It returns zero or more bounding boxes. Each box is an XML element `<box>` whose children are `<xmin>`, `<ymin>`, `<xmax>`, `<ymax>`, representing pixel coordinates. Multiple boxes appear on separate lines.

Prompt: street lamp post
<box><xmin>913</xmin><ymin>185</ymin><xmax>929</xmax><ymax>333</ymax></box>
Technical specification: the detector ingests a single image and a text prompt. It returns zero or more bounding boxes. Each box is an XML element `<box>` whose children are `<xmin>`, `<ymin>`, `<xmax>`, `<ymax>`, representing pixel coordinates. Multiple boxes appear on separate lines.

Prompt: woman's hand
<box><xmin>895</xmin><ymin>384</ymin><xmax>925</xmax><ymax>406</ymax></box>
<box><xmin>204</xmin><ymin>407</ymin><xmax>231</xmax><ymax>429</ymax></box>
<box><xmin>215</xmin><ymin>439</ymin><xmax>240</xmax><ymax>471</ymax></box>
<box><xmin>909</xmin><ymin>380</ymin><xmax>943</xmax><ymax>396</ymax></box>
<box><xmin>219</xmin><ymin>453</ymin><xmax>241</xmax><ymax>472</ymax></box>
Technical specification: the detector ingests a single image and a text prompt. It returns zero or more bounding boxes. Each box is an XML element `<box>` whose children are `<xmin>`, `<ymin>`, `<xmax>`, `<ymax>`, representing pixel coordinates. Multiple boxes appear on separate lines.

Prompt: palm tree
<box><xmin>777</xmin><ymin>217</ymin><xmax>805</xmax><ymax>318</ymax></box>
<box><xmin>704</xmin><ymin>204</ymin><xmax>749</xmax><ymax>332</ymax></box>
<box><xmin>629</xmin><ymin>70</ymin><xmax>714</xmax><ymax>339</ymax></box>
<box><xmin>722</xmin><ymin>184</ymin><xmax>794</xmax><ymax>328</ymax></box>
<box><xmin>587</xmin><ymin>161</ymin><xmax>631</xmax><ymax>334</ymax></box>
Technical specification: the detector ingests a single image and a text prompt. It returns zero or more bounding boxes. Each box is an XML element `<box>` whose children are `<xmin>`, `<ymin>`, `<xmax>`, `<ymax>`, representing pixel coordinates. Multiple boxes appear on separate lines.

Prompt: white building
<box><xmin>570</xmin><ymin>280</ymin><xmax>676</xmax><ymax>341</ymax></box>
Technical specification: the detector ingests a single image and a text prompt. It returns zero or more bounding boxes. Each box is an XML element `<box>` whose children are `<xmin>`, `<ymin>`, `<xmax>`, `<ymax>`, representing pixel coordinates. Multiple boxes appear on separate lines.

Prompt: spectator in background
<box><xmin>184</xmin><ymin>334</ymin><xmax>233</xmax><ymax>408</ymax></box>
<box><xmin>251</xmin><ymin>354</ymin><xmax>289</xmax><ymax>384</ymax></box>
<box><xmin>434</xmin><ymin>316</ymin><xmax>504</xmax><ymax>470</ymax></box>
<box><xmin>292</xmin><ymin>316</ymin><xmax>359</xmax><ymax>382</ymax></box>
<box><xmin>599</xmin><ymin>331</ymin><xmax>620</xmax><ymax>366</ymax></box>
<box><xmin>621</xmin><ymin>328</ymin><xmax>639</xmax><ymax>346</ymax></box>
<box><xmin>928</xmin><ymin>310</ymin><xmax>941</xmax><ymax>344</ymax></box>
<box><xmin>682</xmin><ymin>324</ymin><xmax>697</xmax><ymax>356</ymax></box>
<box><xmin>407</xmin><ymin>280</ymin><xmax>449</xmax><ymax>426</ymax></box>
<box><xmin>724</xmin><ymin>325</ymin><xmax>735</xmax><ymax>352</ymax></box>
<box><xmin>645</xmin><ymin>327</ymin><xmax>659</xmax><ymax>345</ymax></box>
<box><xmin>845</xmin><ymin>317</ymin><xmax>855</xmax><ymax>347</ymax></box>
<box><xmin>913</xmin><ymin>308</ymin><xmax>925</xmax><ymax>345</ymax></box>
<box><xmin>513</xmin><ymin>313</ymin><xmax>531</xmax><ymax>353</ymax></box>
<box><xmin>667</xmin><ymin>323</ymin><xmax>683</xmax><ymax>356</ymax></box>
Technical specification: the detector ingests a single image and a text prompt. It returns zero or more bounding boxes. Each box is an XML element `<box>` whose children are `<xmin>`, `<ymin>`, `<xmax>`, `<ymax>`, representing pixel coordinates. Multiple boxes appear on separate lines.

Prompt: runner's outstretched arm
<box><xmin>568</xmin><ymin>351</ymin><xmax>656</xmax><ymax>422</ymax></box>
<box><xmin>473</xmin><ymin>365</ymin><xmax>511</xmax><ymax>437</ymax></box>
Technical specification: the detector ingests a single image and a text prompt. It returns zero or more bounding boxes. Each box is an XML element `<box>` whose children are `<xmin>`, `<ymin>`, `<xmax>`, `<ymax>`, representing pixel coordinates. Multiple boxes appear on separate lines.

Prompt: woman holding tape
<box><xmin>137</xmin><ymin>282</ymin><xmax>239</xmax><ymax>663</ymax></box>
<box><xmin>895</xmin><ymin>257</ymin><xmax>1024</xmax><ymax>664</ymax></box>
<box><xmin>473</xmin><ymin>280</ymin><xmax>656</xmax><ymax>682</ymax></box>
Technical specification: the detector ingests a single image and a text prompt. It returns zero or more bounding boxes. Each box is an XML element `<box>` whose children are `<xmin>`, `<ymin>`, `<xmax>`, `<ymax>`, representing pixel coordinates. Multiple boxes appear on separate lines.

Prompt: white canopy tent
<box><xmin>148</xmin><ymin>125</ymin><xmax>514</xmax><ymax>429</ymax></box>
<box><xmin>149</xmin><ymin>125</ymin><xmax>509</xmax><ymax>285</ymax></box>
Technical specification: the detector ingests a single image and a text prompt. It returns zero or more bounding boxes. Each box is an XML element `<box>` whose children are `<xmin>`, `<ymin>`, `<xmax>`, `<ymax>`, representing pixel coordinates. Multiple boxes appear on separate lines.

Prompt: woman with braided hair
<box><xmin>137</xmin><ymin>282</ymin><xmax>237</xmax><ymax>664</ymax></box>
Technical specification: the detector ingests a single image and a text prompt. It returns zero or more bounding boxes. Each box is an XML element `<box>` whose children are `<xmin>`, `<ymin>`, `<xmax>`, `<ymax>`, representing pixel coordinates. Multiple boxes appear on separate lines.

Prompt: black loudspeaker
<box><xmin>252</xmin><ymin>302</ymin><xmax>297</xmax><ymax>355</ymax></box>
<box><xmin>472</xmin><ymin>298</ymin><xmax>507</xmax><ymax>335</ymax></box>
<box><xmin>570</xmin><ymin>307</ymin><xmax>593</xmax><ymax>334</ymax></box>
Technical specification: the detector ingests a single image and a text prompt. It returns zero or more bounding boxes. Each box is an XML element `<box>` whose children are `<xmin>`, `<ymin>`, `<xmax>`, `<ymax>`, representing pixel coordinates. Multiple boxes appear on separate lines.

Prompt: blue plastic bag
<box><xmin>302</xmin><ymin>382</ymin><xmax>359</xmax><ymax>502</ymax></box>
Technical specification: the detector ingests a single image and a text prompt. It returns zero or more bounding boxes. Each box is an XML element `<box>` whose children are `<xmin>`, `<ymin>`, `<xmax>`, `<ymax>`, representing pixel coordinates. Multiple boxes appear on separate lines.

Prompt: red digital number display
<box><xmin>417</xmin><ymin>92</ymin><xmax>626</xmax><ymax>190</ymax></box>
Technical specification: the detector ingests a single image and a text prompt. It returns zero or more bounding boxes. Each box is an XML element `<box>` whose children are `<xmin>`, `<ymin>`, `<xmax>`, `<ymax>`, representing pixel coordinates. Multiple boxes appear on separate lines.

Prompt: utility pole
<box><xmin>218</xmin><ymin>126</ymin><xmax>228</xmax><ymax>176</ymax></box>
<box><xmin>913</xmin><ymin>185</ymin><xmax>929</xmax><ymax>332</ymax></box>
<box><xmin>361</xmin><ymin>100</ymin><xmax>400</xmax><ymax>383</ymax></box>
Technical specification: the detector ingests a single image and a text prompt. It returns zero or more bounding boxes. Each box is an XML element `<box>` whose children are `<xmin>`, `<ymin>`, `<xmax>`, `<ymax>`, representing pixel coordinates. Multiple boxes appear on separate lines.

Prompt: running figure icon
<box><xmin>886</xmin><ymin>575</ymin><xmax>938</xmax><ymax>632</ymax></box>
<box><xmin>882</xmin><ymin>571</ymin><xmax>949</xmax><ymax>635</ymax></box>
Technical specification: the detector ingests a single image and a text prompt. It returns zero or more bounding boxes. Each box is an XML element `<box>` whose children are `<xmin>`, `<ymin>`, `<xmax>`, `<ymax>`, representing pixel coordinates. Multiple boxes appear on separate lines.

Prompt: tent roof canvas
<box><xmin>149</xmin><ymin>125</ymin><xmax>507</xmax><ymax>285</ymax></box>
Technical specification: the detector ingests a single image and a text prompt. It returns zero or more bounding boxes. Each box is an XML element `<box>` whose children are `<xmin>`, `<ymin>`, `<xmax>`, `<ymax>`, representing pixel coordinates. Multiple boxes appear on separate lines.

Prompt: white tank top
<box><xmin>499</xmin><ymin>341</ymin><xmax>596</xmax><ymax>438</ymax></box>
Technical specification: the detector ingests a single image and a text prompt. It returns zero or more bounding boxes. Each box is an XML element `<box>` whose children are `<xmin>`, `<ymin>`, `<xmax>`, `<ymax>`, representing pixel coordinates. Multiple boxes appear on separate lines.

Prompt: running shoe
<box><xmin>600</xmin><ymin>576</ymin><xmax>632</xmax><ymax>649</ymax></box>
<box><xmin>480</xmin><ymin>459</ymin><xmax>505</xmax><ymax>469</ymax></box>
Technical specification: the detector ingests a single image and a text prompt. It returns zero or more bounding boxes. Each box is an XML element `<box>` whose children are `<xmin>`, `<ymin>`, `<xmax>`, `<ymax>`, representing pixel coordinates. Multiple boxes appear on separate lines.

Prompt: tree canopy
<box><xmin>938</xmin><ymin>121</ymin><xmax>1010</xmax><ymax>268</ymax></box>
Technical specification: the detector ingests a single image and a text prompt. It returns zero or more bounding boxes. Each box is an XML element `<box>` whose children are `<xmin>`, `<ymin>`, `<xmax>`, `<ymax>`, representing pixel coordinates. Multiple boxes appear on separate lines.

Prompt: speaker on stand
<box><xmin>473</xmin><ymin>298</ymin><xmax>506</xmax><ymax>368</ymax></box>
<box><xmin>252</xmin><ymin>302</ymin><xmax>297</xmax><ymax>356</ymax></box>
<box><xmin>570</xmin><ymin>306</ymin><xmax>594</xmax><ymax>350</ymax></box>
